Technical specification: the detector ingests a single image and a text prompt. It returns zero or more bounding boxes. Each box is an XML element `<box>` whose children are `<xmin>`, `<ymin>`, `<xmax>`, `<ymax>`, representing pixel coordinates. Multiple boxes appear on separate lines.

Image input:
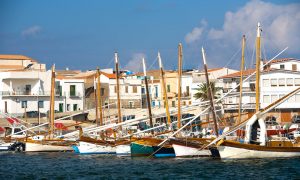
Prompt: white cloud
<box><xmin>185</xmin><ymin>20</ymin><xmax>207</xmax><ymax>44</ymax></box>
<box><xmin>185</xmin><ymin>0</ymin><xmax>300</xmax><ymax>68</ymax></box>
<box><xmin>21</xmin><ymin>25</ymin><xmax>42</xmax><ymax>37</ymax></box>
<box><xmin>124</xmin><ymin>53</ymin><xmax>146</xmax><ymax>73</ymax></box>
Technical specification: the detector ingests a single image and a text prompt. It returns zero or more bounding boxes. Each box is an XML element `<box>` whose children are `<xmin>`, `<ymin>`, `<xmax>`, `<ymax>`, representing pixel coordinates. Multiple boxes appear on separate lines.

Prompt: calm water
<box><xmin>0</xmin><ymin>152</ymin><xmax>300</xmax><ymax>179</ymax></box>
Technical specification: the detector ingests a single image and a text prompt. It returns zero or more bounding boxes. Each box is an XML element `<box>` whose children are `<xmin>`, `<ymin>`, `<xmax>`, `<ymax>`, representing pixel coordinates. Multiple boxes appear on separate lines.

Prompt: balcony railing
<box><xmin>0</xmin><ymin>91</ymin><xmax>63</xmax><ymax>97</ymax></box>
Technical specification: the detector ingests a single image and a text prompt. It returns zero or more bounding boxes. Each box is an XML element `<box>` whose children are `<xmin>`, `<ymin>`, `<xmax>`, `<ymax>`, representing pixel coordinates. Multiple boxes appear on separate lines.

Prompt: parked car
<box><xmin>23</xmin><ymin>111</ymin><xmax>47</xmax><ymax>118</ymax></box>
<box><xmin>291</xmin><ymin>115</ymin><xmax>300</xmax><ymax>123</ymax></box>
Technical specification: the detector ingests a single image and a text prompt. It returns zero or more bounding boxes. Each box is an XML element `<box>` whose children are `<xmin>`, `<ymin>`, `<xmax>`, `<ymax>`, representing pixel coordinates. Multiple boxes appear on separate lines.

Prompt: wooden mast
<box><xmin>201</xmin><ymin>47</ymin><xmax>219</xmax><ymax>137</ymax></box>
<box><xmin>49</xmin><ymin>64</ymin><xmax>56</xmax><ymax>139</ymax></box>
<box><xmin>94</xmin><ymin>75</ymin><xmax>99</xmax><ymax>126</ymax></box>
<box><xmin>96</xmin><ymin>67</ymin><xmax>103</xmax><ymax>126</ymax></box>
<box><xmin>255</xmin><ymin>23</ymin><xmax>262</xmax><ymax>112</ymax></box>
<box><xmin>142</xmin><ymin>58</ymin><xmax>154</xmax><ymax>135</ymax></box>
<box><xmin>115</xmin><ymin>52</ymin><xmax>122</xmax><ymax>129</ymax></box>
<box><xmin>158</xmin><ymin>52</ymin><xmax>172</xmax><ymax>126</ymax></box>
<box><xmin>237</xmin><ymin>35</ymin><xmax>246</xmax><ymax>124</ymax></box>
<box><xmin>177</xmin><ymin>43</ymin><xmax>183</xmax><ymax>129</ymax></box>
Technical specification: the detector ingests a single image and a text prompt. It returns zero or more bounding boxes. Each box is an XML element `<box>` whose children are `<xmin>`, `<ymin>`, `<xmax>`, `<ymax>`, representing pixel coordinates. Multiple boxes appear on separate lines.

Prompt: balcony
<box><xmin>0</xmin><ymin>91</ymin><xmax>63</xmax><ymax>97</ymax></box>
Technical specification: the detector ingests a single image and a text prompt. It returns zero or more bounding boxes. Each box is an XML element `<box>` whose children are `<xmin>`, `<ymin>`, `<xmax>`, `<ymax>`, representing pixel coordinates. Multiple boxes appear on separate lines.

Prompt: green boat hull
<box><xmin>130</xmin><ymin>142</ymin><xmax>154</xmax><ymax>157</ymax></box>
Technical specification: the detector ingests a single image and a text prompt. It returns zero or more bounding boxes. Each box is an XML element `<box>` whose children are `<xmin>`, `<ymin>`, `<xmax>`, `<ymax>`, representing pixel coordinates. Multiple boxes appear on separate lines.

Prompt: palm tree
<box><xmin>194</xmin><ymin>82</ymin><xmax>221</xmax><ymax>122</ymax></box>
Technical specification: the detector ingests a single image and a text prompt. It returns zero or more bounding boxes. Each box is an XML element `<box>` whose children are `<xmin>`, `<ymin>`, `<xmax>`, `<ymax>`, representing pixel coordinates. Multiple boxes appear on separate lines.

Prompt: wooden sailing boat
<box><xmin>130</xmin><ymin>55</ymin><xmax>175</xmax><ymax>157</ymax></box>
<box><xmin>171</xmin><ymin>46</ymin><xmax>218</xmax><ymax>157</ymax></box>
<box><xmin>216</xmin><ymin>23</ymin><xmax>300</xmax><ymax>159</ymax></box>
<box><xmin>23</xmin><ymin>65</ymin><xmax>73</xmax><ymax>152</ymax></box>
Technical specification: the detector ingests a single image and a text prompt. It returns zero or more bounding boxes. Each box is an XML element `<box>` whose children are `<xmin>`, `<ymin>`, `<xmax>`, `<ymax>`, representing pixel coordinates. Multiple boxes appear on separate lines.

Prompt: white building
<box><xmin>191</xmin><ymin>68</ymin><xmax>238</xmax><ymax>105</ymax></box>
<box><xmin>0</xmin><ymin>69</ymin><xmax>85</xmax><ymax>117</ymax></box>
<box><xmin>219</xmin><ymin>58</ymin><xmax>300</xmax><ymax>123</ymax></box>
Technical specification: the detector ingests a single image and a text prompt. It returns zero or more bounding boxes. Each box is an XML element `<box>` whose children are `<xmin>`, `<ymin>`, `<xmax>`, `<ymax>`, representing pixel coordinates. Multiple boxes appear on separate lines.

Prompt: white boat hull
<box><xmin>25</xmin><ymin>142</ymin><xmax>73</xmax><ymax>152</ymax></box>
<box><xmin>116</xmin><ymin>144</ymin><xmax>131</xmax><ymax>156</ymax></box>
<box><xmin>0</xmin><ymin>142</ymin><xmax>13</xmax><ymax>151</ymax></box>
<box><xmin>172</xmin><ymin>144</ymin><xmax>211</xmax><ymax>157</ymax></box>
<box><xmin>218</xmin><ymin>145</ymin><xmax>300</xmax><ymax>159</ymax></box>
<box><xmin>77</xmin><ymin>141</ymin><xmax>116</xmax><ymax>154</ymax></box>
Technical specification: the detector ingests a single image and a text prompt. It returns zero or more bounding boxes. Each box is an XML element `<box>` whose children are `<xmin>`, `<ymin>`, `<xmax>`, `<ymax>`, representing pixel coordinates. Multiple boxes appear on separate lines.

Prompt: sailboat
<box><xmin>20</xmin><ymin>65</ymin><xmax>73</xmax><ymax>152</ymax></box>
<box><xmin>214</xmin><ymin>23</ymin><xmax>300</xmax><ymax>159</ymax></box>
<box><xmin>171</xmin><ymin>46</ymin><xmax>219</xmax><ymax>157</ymax></box>
<box><xmin>75</xmin><ymin>53</ymin><xmax>132</xmax><ymax>155</ymax></box>
<box><xmin>130</xmin><ymin>54</ymin><xmax>175</xmax><ymax>157</ymax></box>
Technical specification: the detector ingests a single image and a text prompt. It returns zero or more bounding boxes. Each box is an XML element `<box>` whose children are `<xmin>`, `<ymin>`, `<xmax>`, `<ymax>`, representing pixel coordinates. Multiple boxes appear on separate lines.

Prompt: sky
<box><xmin>0</xmin><ymin>0</ymin><xmax>299</xmax><ymax>72</ymax></box>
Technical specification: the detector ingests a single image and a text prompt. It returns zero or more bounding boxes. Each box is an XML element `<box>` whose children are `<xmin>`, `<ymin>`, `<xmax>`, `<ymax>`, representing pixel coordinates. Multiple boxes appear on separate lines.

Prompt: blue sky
<box><xmin>0</xmin><ymin>0</ymin><xmax>299</xmax><ymax>72</ymax></box>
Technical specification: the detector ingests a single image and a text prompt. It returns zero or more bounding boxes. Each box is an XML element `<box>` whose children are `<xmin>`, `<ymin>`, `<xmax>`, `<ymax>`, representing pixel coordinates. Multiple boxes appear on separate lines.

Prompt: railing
<box><xmin>67</xmin><ymin>92</ymin><xmax>82</xmax><ymax>98</ymax></box>
<box><xmin>0</xmin><ymin>91</ymin><xmax>64</xmax><ymax>96</ymax></box>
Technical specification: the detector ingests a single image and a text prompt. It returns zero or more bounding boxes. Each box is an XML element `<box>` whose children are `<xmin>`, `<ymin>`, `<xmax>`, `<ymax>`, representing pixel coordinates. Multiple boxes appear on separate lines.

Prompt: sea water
<box><xmin>0</xmin><ymin>152</ymin><xmax>299</xmax><ymax>179</ymax></box>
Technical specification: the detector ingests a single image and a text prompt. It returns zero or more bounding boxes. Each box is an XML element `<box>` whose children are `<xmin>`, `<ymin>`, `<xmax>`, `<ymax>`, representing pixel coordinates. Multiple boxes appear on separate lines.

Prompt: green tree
<box><xmin>194</xmin><ymin>82</ymin><xmax>221</xmax><ymax>101</ymax></box>
<box><xmin>194</xmin><ymin>82</ymin><xmax>221</xmax><ymax>122</ymax></box>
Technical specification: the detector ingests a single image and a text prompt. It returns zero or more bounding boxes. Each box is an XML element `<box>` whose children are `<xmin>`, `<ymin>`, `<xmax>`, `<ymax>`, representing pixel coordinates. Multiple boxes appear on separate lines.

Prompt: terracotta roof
<box><xmin>0</xmin><ymin>54</ymin><xmax>37</xmax><ymax>62</ymax></box>
<box><xmin>101</xmin><ymin>71</ymin><xmax>116</xmax><ymax>79</ymax></box>
<box><xmin>207</xmin><ymin>68</ymin><xmax>223</xmax><ymax>72</ymax></box>
<box><xmin>0</xmin><ymin>65</ymin><xmax>24</xmax><ymax>69</ymax></box>
<box><xmin>219</xmin><ymin>69</ymin><xmax>255</xmax><ymax>79</ymax></box>
<box><xmin>266</xmin><ymin>58</ymin><xmax>298</xmax><ymax>64</ymax></box>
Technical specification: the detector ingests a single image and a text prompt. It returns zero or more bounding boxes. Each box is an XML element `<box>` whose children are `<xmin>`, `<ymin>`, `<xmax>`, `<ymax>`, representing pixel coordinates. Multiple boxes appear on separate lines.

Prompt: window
<box><xmin>67</xmin><ymin>104</ymin><xmax>70</xmax><ymax>111</ymax></box>
<box><xmin>263</xmin><ymin>95</ymin><xmax>270</xmax><ymax>103</ymax></box>
<box><xmin>101</xmin><ymin>88</ymin><xmax>105</xmax><ymax>96</ymax></box>
<box><xmin>280</xmin><ymin>64</ymin><xmax>285</xmax><ymax>69</ymax></box>
<box><xmin>172</xmin><ymin>101</ymin><xmax>175</xmax><ymax>107</ymax></box>
<box><xmin>278</xmin><ymin>78</ymin><xmax>285</xmax><ymax>86</ymax></box>
<box><xmin>250</xmin><ymin>83</ymin><xmax>255</xmax><ymax>91</ymax></box>
<box><xmin>129</xmin><ymin>101</ymin><xmax>134</xmax><ymax>108</ymax></box>
<box><xmin>228</xmin><ymin>97</ymin><xmax>233</xmax><ymax>104</ymax></box>
<box><xmin>73</xmin><ymin>104</ymin><xmax>78</xmax><ymax>111</ymax></box>
<box><xmin>21</xmin><ymin>101</ymin><xmax>27</xmax><ymax>108</ymax></box>
<box><xmin>38</xmin><ymin>101</ymin><xmax>44</xmax><ymax>108</ymax></box>
<box><xmin>262</xmin><ymin>79</ymin><xmax>270</xmax><ymax>87</ymax></box>
<box><xmin>155</xmin><ymin>86</ymin><xmax>158</xmax><ymax>98</ymax></box>
<box><xmin>70</xmin><ymin>85</ymin><xmax>76</xmax><ymax>96</ymax></box>
<box><xmin>141</xmin><ymin>87</ymin><xmax>145</xmax><ymax>94</ymax></box>
<box><xmin>125</xmin><ymin>86</ymin><xmax>128</xmax><ymax>93</ymax></box>
<box><xmin>271</xmin><ymin>95</ymin><xmax>278</xmax><ymax>103</ymax></box>
<box><xmin>270</xmin><ymin>79</ymin><xmax>277</xmax><ymax>87</ymax></box>
<box><xmin>167</xmin><ymin>85</ymin><xmax>171</xmax><ymax>92</ymax></box>
<box><xmin>186</xmin><ymin>86</ymin><xmax>190</xmax><ymax>96</ymax></box>
<box><xmin>287</xmin><ymin>78</ymin><xmax>293</xmax><ymax>86</ymax></box>
<box><xmin>183</xmin><ymin>101</ymin><xmax>186</xmax><ymax>106</ymax></box>
<box><xmin>59</xmin><ymin>103</ymin><xmax>63</xmax><ymax>112</ymax></box>
<box><xmin>295</xmin><ymin>78</ymin><xmax>300</xmax><ymax>86</ymax></box>
<box><xmin>133</xmin><ymin>86</ymin><xmax>137</xmax><ymax>93</ymax></box>
<box><xmin>292</xmin><ymin>64</ymin><xmax>297</xmax><ymax>71</ymax></box>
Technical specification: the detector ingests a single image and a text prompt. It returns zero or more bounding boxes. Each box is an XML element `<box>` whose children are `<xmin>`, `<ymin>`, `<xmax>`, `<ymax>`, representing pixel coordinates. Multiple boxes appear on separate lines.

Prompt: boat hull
<box><xmin>130</xmin><ymin>142</ymin><xmax>153</xmax><ymax>157</ymax></box>
<box><xmin>218</xmin><ymin>140</ymin><xmax>300</xmax><ymax>159</ymax></box>
<box><xmin>152</xmin><ymin>146</ymin><xmax>175</xmax><ymax>158</ymax></box>
<box><xmin>116</xmin><ymin>144</ymin><xmax>131</xmax><ymax>156</ymax></box>
<box><xmin>77</xmin><ymin>141</ymin><xmax>116</xmax><ymax>154</ymax></box>
<box><xmin>25</xmin><ymin>142</ymin><xmax>73</xmax><ymax>152</ymax></box>
<box><xmin>172</xmin><ymin>144</ymin><xmax>211</xmax><ymax>157</ymax></box>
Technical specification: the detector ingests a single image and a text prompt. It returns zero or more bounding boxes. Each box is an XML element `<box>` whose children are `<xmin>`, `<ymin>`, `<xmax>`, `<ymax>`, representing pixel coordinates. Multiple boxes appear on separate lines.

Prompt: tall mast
<box><xmin>143</xmin><ymin>58</ymin><xmax>154</xmax><ymax>135</ymax></box>
<box><xmin>49</xmin><ymin>65</ymin><xmax>56</xmax><ymax>139</ymax></box>
<box><xmin>96</xmin><ymin>67</ymin><xmax>103</xmax><ymax>126</ymax></box>
<box><xmin>115</xmin><ymin>52</ymin><xmax>122</xmax><ymax>128</ymax></box>
<box><xmin>94</xmin><ymin>76</ymin><xmax>99</xmax><ymax>126</ymax></box>
<box><xmin>158</xmin><ymin>52</ymin><xmax>171</xmax><ymax>126</ymax></box>
<box><xmin>237</xmin><ymin>35</ymin><xmax>246</xmax><ymax>124</ymax></box>
<box><xmin>255</xmin><ymin>22</ymin><xmax>262</xmax><ymax>112</ymax></box>
<box><xmin>201</xmin><ymin>47</ymin><xmax>218</xmax><ymax>137</ymax></box>
<box><xmin>177</xmin><ymin>43</ymin><xmax>183</xmax><ymax>129</ymax></box>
